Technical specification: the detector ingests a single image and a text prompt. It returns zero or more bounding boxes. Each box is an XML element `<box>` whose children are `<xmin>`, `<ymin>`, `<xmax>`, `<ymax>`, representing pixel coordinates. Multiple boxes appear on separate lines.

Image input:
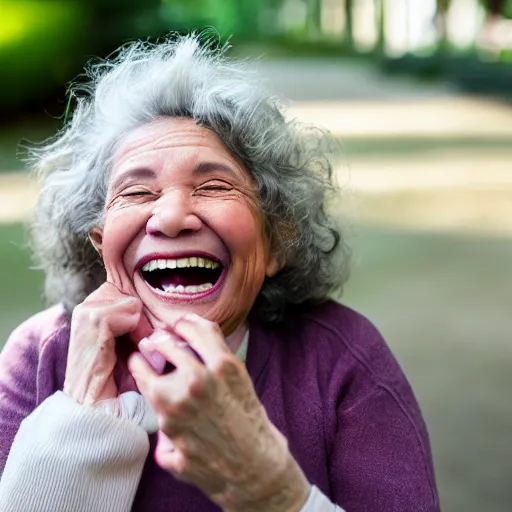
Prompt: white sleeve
<box><xmin>0</xmin><ymin>391</ymin><xmax>156</xmax><ymax>512</ymax></box>
<box><xmin>301</xmin><ymin>485</ymin><xmax>347</xmax><ymax>512</ymax></box>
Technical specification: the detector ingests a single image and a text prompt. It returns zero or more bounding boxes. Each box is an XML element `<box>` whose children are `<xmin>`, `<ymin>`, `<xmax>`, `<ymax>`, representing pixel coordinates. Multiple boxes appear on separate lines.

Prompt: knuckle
<box><xmin>176</xmin><ymin>441</ymin><xmax>191</xmax><ymax>461</ymax></box>
<box><xmin>72</xmin><ymin>301</ymin><xmax>88</xmax><ymax>318</ymax></box>
<box><xmin>172</xmin><ymin>453</ymin><xmax>189</xmax><ymax>477</ymax></box>
<box><xmin>148</xmin><ymin>381</ymin><xmax>166</xmax><ymax>408</ymax></box>
<box><xmin>214</xmin><ymin>353</ymin><xmax>241</xmax><ymax>380</ymax></box>
<box><xmin>88</xmin><ymin>309</ymin><xmax>101</xmax><ymax>328</ymax></box>
<box><xmin>188</xmin><ymin>370</ymin><xmax>207</xmax><ymax>399</ymax></box>
<box><xmin>157</xmin><ymin>416</ymin><xmax>169</xmax><ymax>433</ymax></box>
<box><xmin>206</xmin><ymin>321</ymin><xmax>223</xmax><ymax>336</ymax></box>
<box><xmin>72</xmin><ymin>304</ymin><xmax>101</xmax><ymax>330</ymax></box>
<box><xmin>120</xmin><ymin>295</ymin><xmax>141</xmax><ymax>312</ymax></box>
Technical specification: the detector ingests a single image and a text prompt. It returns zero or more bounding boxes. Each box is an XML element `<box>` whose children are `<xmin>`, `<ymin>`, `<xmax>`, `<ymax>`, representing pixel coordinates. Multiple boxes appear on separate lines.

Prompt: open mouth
<box><xmin>140</xmin><ymin>256</ymin><xmax>224</xmax><ymax>295</ymax></box>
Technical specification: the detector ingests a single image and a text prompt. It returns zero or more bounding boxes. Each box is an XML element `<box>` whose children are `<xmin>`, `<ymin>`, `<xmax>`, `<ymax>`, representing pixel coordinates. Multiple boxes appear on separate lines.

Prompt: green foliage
<box><xmin>0</xmin><ymin>1</ymin><xmax>91</xmax><ymax>112</ymax></box>
<box><xmin>0</xmin><ymin>223</ymin><xmax>45</xmax><ymax>347</ymax></box>
<box><xmin>499</xmin><ymin>49</ymin><xmax>512</xmax><ymax>61</ymax></box>
<box><xmin>382</xmin><ymin>53</ymin><xmax>512</xmax><ymax>99</ymax></box>
<box><xmin>436</xmin><ymin>0</ymin><xmax>452</xmax><ymax>13</ymax></box>
<box><xmin>159</xmin><ymin>0</ymin><xmax>260</xmax><ymax>38</ymax></box>
<box><xmin>504</xmin><ymin>0</ymin><xmax>512</xmax><ymax>17</ymax></box>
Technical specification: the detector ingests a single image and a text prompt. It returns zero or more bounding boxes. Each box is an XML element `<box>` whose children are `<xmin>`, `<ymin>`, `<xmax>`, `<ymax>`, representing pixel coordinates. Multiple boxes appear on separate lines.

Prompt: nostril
<box><xmin>146</xmin><ymin>209</ymin><xmax>203</xmax><ymax>238</ymax></box>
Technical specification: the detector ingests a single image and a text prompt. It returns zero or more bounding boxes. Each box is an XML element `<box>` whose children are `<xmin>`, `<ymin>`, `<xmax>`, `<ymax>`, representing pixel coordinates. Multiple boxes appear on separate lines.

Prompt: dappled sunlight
<box><xmin>0</xmin><ymin>5</ymin><xmax>28</xmax><ymax>46</ymax></box>
<box><xmin>0</xmin><ymin>1</ymin><xmax>80</xmax><ymax>47</ymax></box>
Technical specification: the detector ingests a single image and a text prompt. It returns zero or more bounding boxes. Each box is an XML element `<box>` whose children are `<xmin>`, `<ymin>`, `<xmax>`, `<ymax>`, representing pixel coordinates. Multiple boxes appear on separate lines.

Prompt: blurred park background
<box><xmin>1</xmin><ymin>0</ymin><xmax>511</xmax><ymax>510</ymax></box>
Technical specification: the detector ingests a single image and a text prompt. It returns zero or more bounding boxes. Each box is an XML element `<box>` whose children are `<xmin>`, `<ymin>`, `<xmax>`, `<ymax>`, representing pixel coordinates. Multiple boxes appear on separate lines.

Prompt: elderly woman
<box><xmin>0</xmin><ymin>35</ymin><xmax>439</xmax><ymax>512</ymax></box>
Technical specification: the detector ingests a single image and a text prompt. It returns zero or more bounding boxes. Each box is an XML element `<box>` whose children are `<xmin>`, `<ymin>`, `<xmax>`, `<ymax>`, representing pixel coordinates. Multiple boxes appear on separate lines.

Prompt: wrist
<box><xmin>225</xmin><ymin>451</ymin><xmax>310</xmax><ymax>512</ymax></box>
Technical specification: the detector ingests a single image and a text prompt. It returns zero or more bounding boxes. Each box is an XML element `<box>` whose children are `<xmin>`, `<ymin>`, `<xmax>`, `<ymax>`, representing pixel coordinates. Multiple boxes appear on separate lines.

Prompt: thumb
<box><xmin>104</xmin><ymin>264</ymin><xmax>154</xmax><ymax>345</ymax></box>
<box><xmin>130</xmin><ymin>310</ymin><xmax>153</xmax><ymax>345</ymax></box>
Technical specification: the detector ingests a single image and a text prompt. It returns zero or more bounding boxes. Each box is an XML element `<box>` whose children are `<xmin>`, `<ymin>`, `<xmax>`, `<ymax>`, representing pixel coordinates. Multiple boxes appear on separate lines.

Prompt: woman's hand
<box><xmin>128</xmin><ymin>313</ymin><xmax>310</xmax><ymax>512</ymax></box>
<box><xmin>63</xmin><ymin>282</ymin><xmax>150</xmax><ymax>406</ymax></box>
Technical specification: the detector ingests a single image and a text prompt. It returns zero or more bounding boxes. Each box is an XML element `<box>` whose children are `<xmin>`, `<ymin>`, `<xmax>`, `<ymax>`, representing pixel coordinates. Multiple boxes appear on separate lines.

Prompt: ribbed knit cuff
<box><xmin>0</xmin><ymin>391</ymin><xmax>150</xmax><ymax>512</ymax></box>
<box><xmin>300</xmin><ymin>485</ymin><xmax>346</xmax><ymax>512</ymax></box>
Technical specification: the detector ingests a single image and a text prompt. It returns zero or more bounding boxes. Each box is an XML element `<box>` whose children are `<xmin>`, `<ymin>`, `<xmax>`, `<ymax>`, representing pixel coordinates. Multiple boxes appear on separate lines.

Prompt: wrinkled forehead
<box><xmin>109</xmin><ymin>116</ymin><xmax>253</xmax><ymax>190</ymax></box>
<box><xmin>113</xmin><ymin>116</ymin><xmax>227</xmax><ymax>163</ymax></box>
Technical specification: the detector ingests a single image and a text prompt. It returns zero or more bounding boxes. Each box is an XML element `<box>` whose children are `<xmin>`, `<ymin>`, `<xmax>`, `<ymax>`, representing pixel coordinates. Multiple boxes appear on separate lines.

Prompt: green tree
<box><xmin>343</xmin><ymin>0</ymin><xmax>354</xmax><ymax>48</ymax></box>
<box><xmin>306</xmin><ymin>0</ymin><xmax>322</xmax><ymax>39</ymax></box>
<box><xmin>436</xmin><ymin>0</ymin><xmax>452</xmax><ymax>49</ymax></box>
<box><xmin>375</xmin><ymin>0</ymin><xmax>386</xmax><ymax>53</ymax></box>
<box><xmin>480</xmin><ymin>0</ymin><xmax>506</xmax><ymax>15</ymax></box>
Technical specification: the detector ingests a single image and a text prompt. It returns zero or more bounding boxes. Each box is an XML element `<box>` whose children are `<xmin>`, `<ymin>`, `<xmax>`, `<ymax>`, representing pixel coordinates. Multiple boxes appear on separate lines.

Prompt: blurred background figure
<box><xmin>0</xmin><ymin>1</ymin><xmax>510</xmax><ymax>511</ymax></box>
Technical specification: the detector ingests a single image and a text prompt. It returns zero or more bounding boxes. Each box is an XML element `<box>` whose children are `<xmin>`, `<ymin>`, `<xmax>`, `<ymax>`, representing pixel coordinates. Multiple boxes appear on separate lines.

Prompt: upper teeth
<box><xmin>141</xmin><ymin>257</ymin><xmax>220</xmax><ymax>272</ymax></box>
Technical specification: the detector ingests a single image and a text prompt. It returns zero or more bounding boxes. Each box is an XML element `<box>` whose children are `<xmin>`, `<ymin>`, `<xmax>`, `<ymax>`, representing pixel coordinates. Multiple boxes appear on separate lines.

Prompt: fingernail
<box><xmin>138</xmin><ymin>339</ymin><xmax>166</xmax><ymax>374</ymax></box>
<box><xmin>150</xmin><ymin>329</ymin><xmax>182</xmax><ymax>346</ymax></box>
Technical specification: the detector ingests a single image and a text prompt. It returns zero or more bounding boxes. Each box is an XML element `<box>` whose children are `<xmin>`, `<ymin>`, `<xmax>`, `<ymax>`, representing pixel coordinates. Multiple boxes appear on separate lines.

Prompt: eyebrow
<box><xmin>192</xmin><ymin>161</ymin><xmax>238</xmax><ymax>178</ymax></box>
<box><xmin>110</xmin><ymin>167</ymin><xmax>156</xmax><ymax>192</ymax></box>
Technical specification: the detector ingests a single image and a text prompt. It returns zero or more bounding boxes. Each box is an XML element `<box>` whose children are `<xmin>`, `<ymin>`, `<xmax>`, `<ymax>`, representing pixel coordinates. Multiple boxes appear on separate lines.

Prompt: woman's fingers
<box><xmin>128</xmin><ymin>352</ymin><xmax>157</xmax><ymax>397</ymax></box>
<box><xmin>129</xmin><ymin>341</ymin><xmax>204</xmax><ymax>416</ymax></box>
<box><xmin>147</xmin><ymin>330</ymin><xmax>203</xmax><ymax>370</ymax></box>
<box><xmin>130</xmin><ymin>310</ymin><xmax>154</xmax><ymax>345</ymax></box>
<box><xmin>154</xmin><ymin>443</ymin><xmax>188</xmax><ymax>477</ymax></box>
<box><xmin>64</xmin><ymin>283</ymin><xmax>147</xmax><ymax>405</ymax></box>
<box><xmin>172</xmin><ymin>314</ymin><xmax>231</xmax><ymax>369</ymax></box>
<box><xmin>78</xmin><ymin>283</ymin><xmax>144</xmax><ymax>337</ymax></box>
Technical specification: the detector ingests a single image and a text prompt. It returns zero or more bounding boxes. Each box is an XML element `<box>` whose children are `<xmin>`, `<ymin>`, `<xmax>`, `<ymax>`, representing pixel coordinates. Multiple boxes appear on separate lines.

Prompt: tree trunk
<box><xmin>376</xmin><ymin>0</ymin><xmax>386</xmax><ymax>52</ymax></box>
<box><xmin>343</xmin><ymin>0</ymin><xmax>354</xmax><ymax>47</ymax></box>
<box><xmin>307</xmin><ymin>0</ymin><xmax>323</xmax><ymax>38</ymax></box>
<box><xmin>436</xmin><ymin>0</ymin><xmax>451</xmax><ymax>50</ymax></box>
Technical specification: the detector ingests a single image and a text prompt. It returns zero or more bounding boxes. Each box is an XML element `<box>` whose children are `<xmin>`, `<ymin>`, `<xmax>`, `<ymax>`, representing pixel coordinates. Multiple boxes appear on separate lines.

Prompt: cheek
<box><xmin>210</xmin><ymin>202</ymin><xmax>268</xmax><ymax>254</ymax></box>
<box><xmin>211</xmin><ymin>204</ymin><xmax>270</xmax><ymax>293</ymax></box>
<box><xmin>102</xmin><ymin>206</ymin><xmax>146</xmax><ymax>264</ymax></box>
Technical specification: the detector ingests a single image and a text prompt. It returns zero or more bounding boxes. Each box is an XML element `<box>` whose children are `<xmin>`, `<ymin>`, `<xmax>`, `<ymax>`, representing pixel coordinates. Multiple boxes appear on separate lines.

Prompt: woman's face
<box><xmin>92</xmin><ymin>117</ymin><xmax>278</xmax><ymax>336</ymax></box>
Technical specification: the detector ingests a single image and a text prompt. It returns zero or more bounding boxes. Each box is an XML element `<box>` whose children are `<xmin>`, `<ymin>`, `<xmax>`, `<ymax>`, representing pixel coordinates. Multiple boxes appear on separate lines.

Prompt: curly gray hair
<box><xmin>29</xmin><ymin>34</ymin><xmax>349</xmax><ymax>323</ymax></box>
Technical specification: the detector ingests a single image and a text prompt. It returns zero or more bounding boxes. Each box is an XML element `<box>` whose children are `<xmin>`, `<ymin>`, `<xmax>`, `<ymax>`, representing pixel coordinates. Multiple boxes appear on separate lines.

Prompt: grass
<box><xmin>0</xmin><ymin>223</ymin><xmax>44</xmax><ymax>344</ymax></box>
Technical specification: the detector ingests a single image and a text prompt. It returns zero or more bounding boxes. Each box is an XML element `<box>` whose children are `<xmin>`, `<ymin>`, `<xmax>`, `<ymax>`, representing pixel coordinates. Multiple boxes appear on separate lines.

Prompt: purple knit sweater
<box><xmin>0</xmin><ymin>300</ymin><xmax>439</xmax><ymax>512</ymax></box>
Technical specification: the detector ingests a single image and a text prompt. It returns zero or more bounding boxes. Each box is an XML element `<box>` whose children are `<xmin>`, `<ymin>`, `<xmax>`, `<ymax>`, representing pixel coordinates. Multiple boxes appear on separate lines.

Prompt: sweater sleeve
<box><xmin>0</xmin><ymin>391</ymin><xmax>156</xmax><ymax>512</ymax></box>
<box><xmin>329</xmin><ymin>386</ymin><xmax>439</xmax><ymax>512</ymax></box>
<box><xmin>0</xmin><ymin>319</ymin><xmax>40</xmax><ymax>472</ymax></box>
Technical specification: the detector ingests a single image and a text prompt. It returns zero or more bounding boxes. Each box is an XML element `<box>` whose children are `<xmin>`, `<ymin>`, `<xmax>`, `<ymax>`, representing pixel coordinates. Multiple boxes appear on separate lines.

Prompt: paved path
<box><xmin>1</xmin><ymin>59</ymin><xmax>511</xmax><ymax>512</ymax></box>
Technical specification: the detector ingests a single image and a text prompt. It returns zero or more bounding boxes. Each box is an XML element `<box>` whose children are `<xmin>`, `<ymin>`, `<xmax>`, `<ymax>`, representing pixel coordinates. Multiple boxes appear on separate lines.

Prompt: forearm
<box><xmin>0</xmin><ymin>391</ymin><xmax>154</xmax><ymax>512</ymax></box>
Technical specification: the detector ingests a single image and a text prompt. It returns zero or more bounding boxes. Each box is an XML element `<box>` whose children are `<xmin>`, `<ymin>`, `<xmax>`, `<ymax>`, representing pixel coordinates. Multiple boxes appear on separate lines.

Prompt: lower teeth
<box><xmin>161</xmin><ymin>283</ymin><xmax>214</xmax><ymax>294</ymax></box>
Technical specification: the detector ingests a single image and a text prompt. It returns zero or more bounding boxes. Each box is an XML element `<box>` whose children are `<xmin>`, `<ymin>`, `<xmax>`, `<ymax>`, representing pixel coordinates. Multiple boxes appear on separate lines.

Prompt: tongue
<box><xmin>160</xmin><ymin>269</ymin><xmax>213</xmax><ymax>288</ymax></box>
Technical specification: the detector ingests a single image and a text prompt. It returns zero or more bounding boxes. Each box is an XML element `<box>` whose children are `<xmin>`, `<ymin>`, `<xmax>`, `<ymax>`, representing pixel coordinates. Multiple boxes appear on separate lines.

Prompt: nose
<box><xmin>146</xmin><ymin>190</ymin><xmax>202</xmax><ymax>238</ymax></box>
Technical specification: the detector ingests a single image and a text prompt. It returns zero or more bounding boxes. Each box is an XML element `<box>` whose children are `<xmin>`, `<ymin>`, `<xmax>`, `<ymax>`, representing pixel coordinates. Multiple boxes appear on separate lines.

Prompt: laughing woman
<box><xmin>0</xmin><ymin>35</ymin><xmax>439</xmax><ymax>512</ymax></box>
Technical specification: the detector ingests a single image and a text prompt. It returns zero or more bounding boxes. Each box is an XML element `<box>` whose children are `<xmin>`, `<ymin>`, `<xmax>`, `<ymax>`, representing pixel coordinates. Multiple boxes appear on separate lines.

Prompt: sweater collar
<box><xmin>245</xmin><ymin>316</ymin><xmax>276</xmax><ymax>389</ymax></box>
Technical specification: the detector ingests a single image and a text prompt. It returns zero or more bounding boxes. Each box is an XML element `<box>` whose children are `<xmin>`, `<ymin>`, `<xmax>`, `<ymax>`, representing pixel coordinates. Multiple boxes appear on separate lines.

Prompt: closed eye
<box><xmin>122</xmin><ymin>191</ymin><xmax>153</xmax><ymax>197</ymax></box>
<box><xmin>201</xmin><ymin>185</ymin><xmax>232</xmax><ymax>191</ymax></box>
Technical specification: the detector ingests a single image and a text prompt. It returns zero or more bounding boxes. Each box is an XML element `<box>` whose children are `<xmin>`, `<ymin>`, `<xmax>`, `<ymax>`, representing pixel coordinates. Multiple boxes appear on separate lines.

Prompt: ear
<box><xmin>265</xmin><ymin>252</ymin><xmax>283</xmax><ymax>278</ymax></box>
<box><xmin>88</xmin><ymin>227</ymin><xmax>104</xmax><ymax>257</ymax></box>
